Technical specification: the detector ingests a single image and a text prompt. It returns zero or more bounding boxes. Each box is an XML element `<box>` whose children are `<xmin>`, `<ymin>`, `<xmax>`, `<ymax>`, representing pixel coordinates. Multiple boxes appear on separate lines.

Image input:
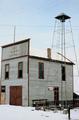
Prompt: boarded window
<box><xmin>5</xmin><ymin>64</ymin><xmax>9</xmax><ymax>79</ymax></box>
<box><xmin>18</xmin><ymin>62</ymin><xmax>23</xmax><ymax>78</ymax></box>
<box><xmin>61</xmin><ymin>65</ymin><xmax>66</xmax><ymax>81</ymax></box>
<box><xmin>38</xmin><ymin>62</ymin><xmax>44</xmax><ymax>79</ymax></box>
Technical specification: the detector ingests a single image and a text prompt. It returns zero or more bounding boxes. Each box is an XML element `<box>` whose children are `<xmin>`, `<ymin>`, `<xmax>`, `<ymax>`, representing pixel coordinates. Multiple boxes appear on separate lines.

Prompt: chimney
<box><xmin>47</xmin><ymin>48</ymin><xmax>51</xmax><ymax>59</ymax></box>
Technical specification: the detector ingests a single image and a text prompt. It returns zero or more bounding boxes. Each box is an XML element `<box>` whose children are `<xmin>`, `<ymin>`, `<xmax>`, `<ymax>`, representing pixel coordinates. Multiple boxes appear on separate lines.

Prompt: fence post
<box><xmin>68</xmin><ymin>105</ymin><xmax>70</xmax><ymax>120</ymax></box>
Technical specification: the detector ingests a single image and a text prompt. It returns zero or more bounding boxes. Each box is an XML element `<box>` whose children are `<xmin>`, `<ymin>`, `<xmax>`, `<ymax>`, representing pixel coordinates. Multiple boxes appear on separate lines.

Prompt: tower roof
<box><xmin>55</xmin><ymin>13</ymin><xmax>71</xmax><ymax>22</ymax></box>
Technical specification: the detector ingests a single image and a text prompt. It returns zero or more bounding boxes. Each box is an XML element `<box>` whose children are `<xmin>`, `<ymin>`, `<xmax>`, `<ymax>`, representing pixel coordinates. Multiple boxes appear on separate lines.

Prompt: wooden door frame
<box><xmin>10</xmin><ymin>86</ymin><xmax>22</xmax><ymax>106</ymax></box>
<box><xmin>54</xmin><ymin>87</ymin><xmax>59</xmax><ymax>105</ymax></box>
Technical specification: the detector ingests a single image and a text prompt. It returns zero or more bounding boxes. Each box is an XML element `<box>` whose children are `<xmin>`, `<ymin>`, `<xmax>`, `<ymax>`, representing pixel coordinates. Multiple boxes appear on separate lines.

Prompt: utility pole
<box><xmin>0</xmin><ymin>80</ymin><xmax>1</xmax><ymax>104</ymax></box>
<box><xmin>27</xmin><ymin>39</ymin><xmax>30</xmax><ymax>106</ymax></box>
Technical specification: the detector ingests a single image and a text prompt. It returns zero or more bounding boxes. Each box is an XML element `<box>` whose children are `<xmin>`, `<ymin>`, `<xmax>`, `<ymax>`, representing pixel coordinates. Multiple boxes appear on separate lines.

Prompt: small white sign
<box><xmin>48</xmin><ymin>86</ymin><xmax>53</xmax><ymax>91</ymax></box>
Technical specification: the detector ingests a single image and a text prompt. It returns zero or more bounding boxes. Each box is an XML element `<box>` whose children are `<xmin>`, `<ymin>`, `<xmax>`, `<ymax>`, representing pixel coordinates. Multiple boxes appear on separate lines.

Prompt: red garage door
<box><xmin>10</xmin><ymin>86</ymin><xmax>22</xmax><ymax>106</ymax></box>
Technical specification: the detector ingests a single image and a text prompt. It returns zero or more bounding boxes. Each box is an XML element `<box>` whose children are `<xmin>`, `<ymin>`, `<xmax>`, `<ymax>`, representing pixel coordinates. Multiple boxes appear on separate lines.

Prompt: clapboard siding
<box><xmin>1</xmin><ymin>39</ymin><xmax>73</xmax><ymax>106</ymax></box>
<box><xmin>29</xmin><ymin>58</ymin><xmax>73</xmax><ymax>105</ymax></box>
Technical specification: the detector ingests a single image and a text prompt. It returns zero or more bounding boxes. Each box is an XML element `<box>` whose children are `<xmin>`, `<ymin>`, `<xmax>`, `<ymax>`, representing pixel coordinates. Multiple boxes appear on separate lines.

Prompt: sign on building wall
<box><xmin>48</xmin><ymin>86</ymin><xmax>54</xmax><ymax>91</ymax></box>
<box><xmin>2</xmin><ymin>39</ymin><xmax>29</xmax><ymax>60</ymax></box>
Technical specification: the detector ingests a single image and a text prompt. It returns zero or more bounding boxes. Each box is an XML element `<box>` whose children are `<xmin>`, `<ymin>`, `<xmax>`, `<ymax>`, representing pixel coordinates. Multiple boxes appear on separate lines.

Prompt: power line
<box><xmin>0</xmin><ymin>24</ymin><xmax>79</xmax><ymax>28</ymax></box>
<box><xmin>69</xmin><ymin>20</ymin><xmax>79</xmax><ymax>76</ymax></box>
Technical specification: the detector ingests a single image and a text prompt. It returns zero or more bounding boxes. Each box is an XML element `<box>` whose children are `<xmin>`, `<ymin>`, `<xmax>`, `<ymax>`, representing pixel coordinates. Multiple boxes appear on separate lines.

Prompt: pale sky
<box><xmin>0</xmin><ymin>0</ymin><xmax>79</xmax><ymax>92</ymax></box>
<box><xmin>0</xmin><ymin>0</ymin><xmax>78</xmax><ymax>47</ymax></box>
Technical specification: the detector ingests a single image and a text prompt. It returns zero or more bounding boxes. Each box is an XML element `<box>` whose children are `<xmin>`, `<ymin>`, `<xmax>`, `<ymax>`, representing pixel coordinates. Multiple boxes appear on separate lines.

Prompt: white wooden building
<box><xmin>1</xmin><ymin>39</ymin><xmax>74</xmax><ymax>106</ymax></box>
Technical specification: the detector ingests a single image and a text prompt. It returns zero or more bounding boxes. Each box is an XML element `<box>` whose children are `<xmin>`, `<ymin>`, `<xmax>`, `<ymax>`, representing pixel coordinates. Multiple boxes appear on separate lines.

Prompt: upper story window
<box><xmin>61</xmin><ymin>65</ymin><xmax>66</xmax><ymax>81</ymax></box>
<box><xmin>18</xmin><ymin>62</ymin><xmax>23</xmax><ymax>78</ymax></box>
<box><xmin>5</xmin><ymin>64</ymin><xmax>9</xmax><ymax>79</ymax></box>
<box><xmin>38</xmin><ymin>62</ymin><xmax>44</xmax><ymax>79</ymax></box>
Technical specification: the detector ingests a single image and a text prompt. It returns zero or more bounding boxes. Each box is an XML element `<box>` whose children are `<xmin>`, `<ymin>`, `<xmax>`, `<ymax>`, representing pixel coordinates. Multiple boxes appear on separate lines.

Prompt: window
<box><xmin>5</xmin><ymin>64</ymin><xmax>9</xmax><ymax>79</ymax></box>
<box><xmin>18</xmin><ymin>62</ymin><xmax>23</xmax><ymax>78</ymax></box>
<box><xmin>61</xmin><ymin>65</ymin><xmax>66</xmax><ymax>81</ymax></box>
<box><xmin>38</xmin><ymin>62</ymin><xmax>44</xmax><ymax>79</ymax></box>
<box><xmin>1</xmin><ymin>86</ymin><xmax>6</xmax><ymax>92</ymax></box>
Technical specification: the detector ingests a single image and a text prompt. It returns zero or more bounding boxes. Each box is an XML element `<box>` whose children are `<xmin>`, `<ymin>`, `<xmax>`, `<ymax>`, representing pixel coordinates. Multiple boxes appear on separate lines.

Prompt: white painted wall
<box><xmin>29</xmin><ymin>58</ymin><xmax>73</xmax><ymax>105</ymax></box>
<box><xmin>1</xmin><ymin>40</ymin><xmax>29</xmax><ymax>106</ymax></box>
<box><xmin>2</xmin><ymin>42</ymin><xmax>28</xmax><ymax>60</ymax></box>
<box><xmin>1</xmin><ymin>40</ymin><xmax>73</xmax><ymax>106</ymax></box>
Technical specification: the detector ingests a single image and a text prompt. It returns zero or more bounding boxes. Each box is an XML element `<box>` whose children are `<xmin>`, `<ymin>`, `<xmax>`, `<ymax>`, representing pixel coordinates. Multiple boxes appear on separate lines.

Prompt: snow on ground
<box><xmin>0</xmin><ymin>105</ymin><xmax>79</xmax><ymax>120</ymax></box>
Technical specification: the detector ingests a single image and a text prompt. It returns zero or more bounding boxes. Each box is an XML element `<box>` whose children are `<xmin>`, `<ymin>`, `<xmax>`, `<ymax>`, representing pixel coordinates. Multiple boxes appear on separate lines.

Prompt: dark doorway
<box><xmin>54</xmin><ymin>87</ymin><xmax>59</xmax><ymax>105</ymax></box>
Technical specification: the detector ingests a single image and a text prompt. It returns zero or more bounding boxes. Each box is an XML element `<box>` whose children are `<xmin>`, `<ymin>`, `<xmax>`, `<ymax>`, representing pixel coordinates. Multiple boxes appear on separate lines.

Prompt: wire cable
<box><xmin>69</xmin><ymin>20</ymin><xmax>79</xmax><ymax>76</ymax></box>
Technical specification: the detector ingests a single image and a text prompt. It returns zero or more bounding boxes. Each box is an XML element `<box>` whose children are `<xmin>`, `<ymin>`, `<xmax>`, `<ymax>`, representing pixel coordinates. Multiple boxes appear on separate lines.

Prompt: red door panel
<box><xmin>10</xmin><ymin>86</ymin><xmax>22</xmax><ymax>106</ymax></box>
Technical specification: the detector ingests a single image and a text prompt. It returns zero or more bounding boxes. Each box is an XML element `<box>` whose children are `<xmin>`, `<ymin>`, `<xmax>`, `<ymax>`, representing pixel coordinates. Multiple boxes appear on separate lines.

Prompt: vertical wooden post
<box><xmin>0</xmin><ymin>80</ymin><xmax>1</xmax><ymax>104</ymax></box>
<box><xmin>68</xmin><ymin>106</ymin><xmax>70</xmax><ymax>120</ymax></box>
<box><xmin>0</xmin><ymin>46</ymin><xmax>2</xmax><ymax>104</ymax></box>
<box><xmin>27</xmin><ymin>39</ymin><xmax>30</xmax><ymax>106</ymax></box>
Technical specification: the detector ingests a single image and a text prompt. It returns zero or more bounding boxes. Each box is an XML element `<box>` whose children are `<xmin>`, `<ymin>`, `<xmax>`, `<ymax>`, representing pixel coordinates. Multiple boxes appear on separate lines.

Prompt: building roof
<box><xmin>29</xmin><ymin>55</ymin><xmax>74</xmax><ymax>65</ymax></box>
<box><xmin>73</xmin><ymin>92</ymin><xmax>79</xmax><ymax>99</ymax></box>
<box><xmin>1</xmin><ymin>39</ymin><xmax>74</xmax><ymax>65</ymax></box>
<box><xmin>2</xmin><ymin>38</ymin><xmax>30</xmax><ymax>48</ymax></box>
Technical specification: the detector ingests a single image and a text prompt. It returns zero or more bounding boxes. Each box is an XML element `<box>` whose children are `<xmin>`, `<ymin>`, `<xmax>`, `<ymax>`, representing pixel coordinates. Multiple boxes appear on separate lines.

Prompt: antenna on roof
<box><xmin>13</xmin><ymin>25</ymin><xmax>16</xmax><ymax>43</ymax></box>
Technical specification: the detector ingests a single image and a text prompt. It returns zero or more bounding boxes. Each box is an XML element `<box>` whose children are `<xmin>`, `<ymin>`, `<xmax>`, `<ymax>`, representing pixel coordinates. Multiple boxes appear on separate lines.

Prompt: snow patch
<box><xmin>0</xmin><ymin>105</ymin><xmax>79</xmax><ymax>120</ymax></box>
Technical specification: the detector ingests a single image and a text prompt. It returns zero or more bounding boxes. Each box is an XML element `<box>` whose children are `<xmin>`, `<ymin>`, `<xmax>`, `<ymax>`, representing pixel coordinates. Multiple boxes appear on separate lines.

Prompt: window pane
<box><xmin>18</xmin><ymin>62</ymin><xmax>23</xmax><ymax>78</ymax></box>
<box><xmin>5</xmin><ymin>64</ymin><xmax>9</xmax><ymax>79</ymax></box>
<box><xmin>5</xmin><ymin>64</ymin><xmax>9</xmax><ymax>72</ymax></box>
<box><xmin>39</xmin><ymin>62</ymin><xmax>44</xmax><ymax>79</ymax></box>
<box><xmin>1</xmin><ymin>86</ymin><xmax>6</xmax><ymax>92</ymax></box>
<box><xmin>18</xmin><ymin>62</ymin><xmax>23</xmax><ymax>70</ymax></box>
<box><xmin>61</xmin><ymin>66</ymin><xmax>66</xmax><ymax>81</ymax></box>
